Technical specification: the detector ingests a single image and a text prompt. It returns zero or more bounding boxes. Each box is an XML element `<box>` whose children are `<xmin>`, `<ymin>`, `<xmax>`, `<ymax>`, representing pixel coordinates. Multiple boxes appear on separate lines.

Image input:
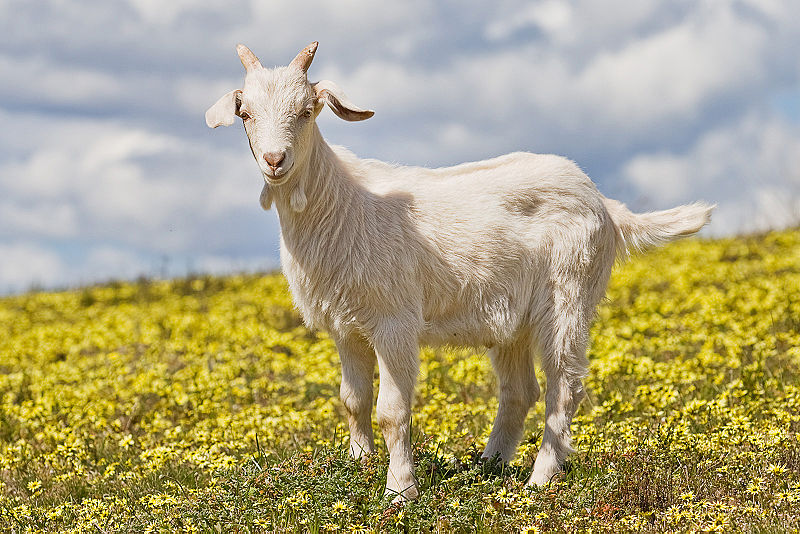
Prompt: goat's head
<box><xmin>206</xmin><ymin>42</ymin><xmax>373</xmax><ymax>187</ymax></box>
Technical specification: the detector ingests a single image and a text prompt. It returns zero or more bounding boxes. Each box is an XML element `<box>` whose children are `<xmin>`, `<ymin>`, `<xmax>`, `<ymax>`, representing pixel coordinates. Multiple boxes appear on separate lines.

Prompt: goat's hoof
<box><xmin>527</xmin><ymin>467</ymin><xmax>562</xmax><ymax>487</ymax></box>
<box><xmin>480</xmin><ymin>451</ymin><xmax>509</xmax><ymax>466</ymax></box>
<box><xmin>385</xmin><ymin>484</ymin><xmax>419</xmax><ymax>503</ymax></box>
<box><xmin>348</xmin><ymin>443</ymin><xmax>374</xmax><ymax>461</ymax></box>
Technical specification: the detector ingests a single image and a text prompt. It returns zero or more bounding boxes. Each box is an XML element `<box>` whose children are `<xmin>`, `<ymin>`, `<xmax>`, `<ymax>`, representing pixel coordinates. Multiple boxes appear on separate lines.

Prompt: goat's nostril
<box><xmin>264</xmin><ymin>151</ymin><xmax>285</xmax><ymax>168</ymax></box>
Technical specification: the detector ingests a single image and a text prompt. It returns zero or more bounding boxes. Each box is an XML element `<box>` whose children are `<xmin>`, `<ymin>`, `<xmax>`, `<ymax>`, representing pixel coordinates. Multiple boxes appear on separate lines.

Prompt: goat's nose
<box><xmin>264</xmin><ymin>151</ymin><xmax>285</xmax><ymax>169</ymax></box>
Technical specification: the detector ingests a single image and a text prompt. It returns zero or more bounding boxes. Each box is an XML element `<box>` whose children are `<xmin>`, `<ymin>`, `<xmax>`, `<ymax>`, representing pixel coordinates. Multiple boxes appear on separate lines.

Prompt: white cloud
<box><xmin>623</xmin><ymin>112</ymin><xmax>800</xmax><ymax>235</ymax></box>
<box><xmin>0</xmin><ymin>54</ymin><xmax>122</xmax><ymax>107</ymax></box>
<box><xmin>0</xmin><ymin>201</ymin><xmax>78</xmax><ymax>238</ymax></box>
<box><xmin>314</xmin><ymin>0</ymin><xmax>795</xmax><ymax>166</ymax></box>
<box><xmin>127</xmin><ymin>0</ymin><xmax>216</xmax><ymax>25</ymax></box>
<box><xmin>575</xmin><ymin>3</ymin><xmax>768</xmax><ymax>127</ymax></box>
<box><xmin>70</xmin><ymin>246</ymin><xmax>151</xmax><ymax>286</ymax></box>
<box><xmin>0</xmin><ymin>243</ymin><xmax>65</xmax><ymax>293</ymax></box>
<box><xmin>485</xmin><ymin>0</ymin><xmax>573</xmax><ymax>42</ymax></box>
<box><xmin>176</xmin><ymin>75</ymin><xmax>241</xmax><ymax>116</ymax></box>
<box><xmin>0</xmin><ymin>109</ymin><xmax>266</xmax><ymax>253</ymax></box>
<box><xmin>192</xmin><ymin>253</ymin><xmax>278</xmax><ymax>275</ymax></box>
<box><xmin>243</xmin><ymin>0</ymin><xmax>435</xmax><ymax>60</ymax></box>
<box><xmin>2</xmin><ymin>0</ymin><xmax>800</xmax><ymax>292</ymax></box>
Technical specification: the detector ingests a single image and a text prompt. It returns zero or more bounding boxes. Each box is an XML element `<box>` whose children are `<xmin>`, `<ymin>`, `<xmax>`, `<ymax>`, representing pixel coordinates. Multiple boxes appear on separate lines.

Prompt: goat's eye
<box><xmin>302</xmin><ymin>108</ymin><xmax>313</xmax><ymax>119</ymax></box>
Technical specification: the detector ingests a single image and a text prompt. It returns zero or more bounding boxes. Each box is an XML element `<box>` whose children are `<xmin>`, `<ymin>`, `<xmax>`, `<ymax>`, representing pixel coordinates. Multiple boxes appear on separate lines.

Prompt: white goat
<box><xmin>206</xmin><ymin>42</ymin><xmax>713</xmax><ymax>501</ymax></box>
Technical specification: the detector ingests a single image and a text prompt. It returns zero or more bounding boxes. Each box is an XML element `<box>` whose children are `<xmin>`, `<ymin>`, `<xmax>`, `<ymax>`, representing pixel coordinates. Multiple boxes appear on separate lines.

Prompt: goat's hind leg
<box><xmin>482</xmin><ymin>338</ymin><xmax>540</xmax><ymax>462</ymax></box>
<box><xmin>336</xmin><ymin>334</ymin><xmax>377</xmax><ymax>459</ymax></box>
<box><xmin>528</xmin><ymin>303</ymin><xmax>590</xmax><ymax>486</ymax></box>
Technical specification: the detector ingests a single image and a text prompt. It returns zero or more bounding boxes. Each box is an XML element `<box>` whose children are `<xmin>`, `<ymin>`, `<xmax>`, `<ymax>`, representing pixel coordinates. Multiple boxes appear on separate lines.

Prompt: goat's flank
<box><xmin>206</xmin><ymin>42</ymin><xmax>713</xmax><ymax>501</ymax></box>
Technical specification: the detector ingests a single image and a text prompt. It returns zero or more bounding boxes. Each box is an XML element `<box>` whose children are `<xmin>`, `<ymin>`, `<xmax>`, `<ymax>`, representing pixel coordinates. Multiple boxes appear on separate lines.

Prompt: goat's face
<box><xmin>206</xmin><ymin>43</ymin><xmax>373</xmax><ymax>186</ymax></box>
<box><xmin>236</xmin><ymin>65</ymin><xmax>315</xmax><ymax>183</ymax></box>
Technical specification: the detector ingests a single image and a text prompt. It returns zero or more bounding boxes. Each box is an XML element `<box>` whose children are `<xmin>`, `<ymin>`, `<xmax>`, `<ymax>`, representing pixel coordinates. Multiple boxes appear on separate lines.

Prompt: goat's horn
<box><xmin>289</xmin><ymin>41</ymin><xmax>318</xmax><ymax>73</ymax></box>
<box><xmin>236</xmin><ymin>44</ymin><xmax>262</xmax><ymax>72</ymax></box>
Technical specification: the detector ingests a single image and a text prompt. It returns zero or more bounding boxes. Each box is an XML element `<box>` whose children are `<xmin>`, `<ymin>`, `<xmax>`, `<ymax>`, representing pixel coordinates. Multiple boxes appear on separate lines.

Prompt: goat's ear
<box><xmin>313</xmin><ymin>80</ymin><xmax>374</xmax><ymax>122</ymax></box>
<box><xmin>205</xmin><ymin>89</ymin><xmax>242</xmax><ymax>128</ymax></box>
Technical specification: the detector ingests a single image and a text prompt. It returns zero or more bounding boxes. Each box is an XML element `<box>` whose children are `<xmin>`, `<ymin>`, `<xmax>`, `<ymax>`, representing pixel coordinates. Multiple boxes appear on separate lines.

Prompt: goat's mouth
<box><xmin>263</xmin><ymin>165</ymin><xmax>293</xmax><ymax>185</ymax></box>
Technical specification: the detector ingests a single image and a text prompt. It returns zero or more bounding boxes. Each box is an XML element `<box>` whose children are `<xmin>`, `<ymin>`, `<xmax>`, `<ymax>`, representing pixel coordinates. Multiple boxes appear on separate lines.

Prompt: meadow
<box><xmin>1</xmin><ymin>229</ymin><xmax>799</xmax><ymax>532</ymax></box>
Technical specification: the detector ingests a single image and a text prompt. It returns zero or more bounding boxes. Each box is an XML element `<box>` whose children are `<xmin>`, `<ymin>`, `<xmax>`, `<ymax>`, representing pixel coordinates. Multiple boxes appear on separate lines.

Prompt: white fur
<box><xmin>208</xmin><ymin>44</ymin><xmax>713</xmax><ymax>501</ymax></box>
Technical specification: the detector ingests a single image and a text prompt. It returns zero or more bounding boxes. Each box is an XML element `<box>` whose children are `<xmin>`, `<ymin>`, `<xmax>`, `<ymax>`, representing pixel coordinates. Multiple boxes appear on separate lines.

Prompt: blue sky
<box><xmin>1</xmin><ymin>0</ymin><xmax>799</xmax><ymax>293</ymax></box>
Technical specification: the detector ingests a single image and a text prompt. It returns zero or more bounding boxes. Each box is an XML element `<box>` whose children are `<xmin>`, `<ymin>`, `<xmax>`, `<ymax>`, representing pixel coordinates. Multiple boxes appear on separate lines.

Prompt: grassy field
<box><xmin>1</xmin><ymin>230</ymin><xmax>800</xmax><ymax>533</ymax></box>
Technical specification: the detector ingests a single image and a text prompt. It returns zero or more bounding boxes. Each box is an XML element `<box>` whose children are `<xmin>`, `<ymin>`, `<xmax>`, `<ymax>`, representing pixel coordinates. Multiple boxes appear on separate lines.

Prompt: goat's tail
<box><xmin>603</xmin><ymin>197</ymin><xmax>714</xmax><ymax>258</ymax></box>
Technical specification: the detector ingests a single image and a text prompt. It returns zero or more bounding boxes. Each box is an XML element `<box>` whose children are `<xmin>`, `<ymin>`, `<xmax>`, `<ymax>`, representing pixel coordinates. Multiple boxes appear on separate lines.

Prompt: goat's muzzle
<box><xmin>264</xmin><ymin>151</ymin><xmax>286</xmax><ymax>170</ymax></box>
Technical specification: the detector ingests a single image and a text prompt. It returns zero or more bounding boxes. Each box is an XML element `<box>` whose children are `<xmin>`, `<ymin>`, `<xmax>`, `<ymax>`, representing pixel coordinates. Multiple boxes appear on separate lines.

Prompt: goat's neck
<box><xmin>272</xmin><ymin>126</ymin><xmax>364</xmax><ymax>253</ymax></box>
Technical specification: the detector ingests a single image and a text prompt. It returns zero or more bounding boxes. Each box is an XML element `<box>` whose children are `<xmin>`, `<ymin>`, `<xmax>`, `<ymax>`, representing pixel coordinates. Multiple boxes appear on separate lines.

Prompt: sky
<box><xmin>1</xmin><ymin>0</ymin><xmax>799</xmax><ymax>294</ymax></box>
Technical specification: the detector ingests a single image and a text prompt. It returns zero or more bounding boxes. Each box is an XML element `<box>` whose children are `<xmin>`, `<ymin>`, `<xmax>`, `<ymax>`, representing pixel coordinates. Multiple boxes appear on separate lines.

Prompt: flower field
<box><xmin>1</xmin><ymin>229</ymin><xmax>799</xmax><ymax>532</ymax></box>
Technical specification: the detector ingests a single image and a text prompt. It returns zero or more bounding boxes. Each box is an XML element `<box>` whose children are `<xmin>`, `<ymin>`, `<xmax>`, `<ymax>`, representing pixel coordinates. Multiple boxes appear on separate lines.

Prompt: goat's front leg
<box><xmin>372</xmin><ymin>327</ymin><xmax>420</xmax><ymax>502</ymax></box>
<box><xmin>335</xmin><ymin>334</ymin><xmax>377</xmax><ymax>459</ymax></box>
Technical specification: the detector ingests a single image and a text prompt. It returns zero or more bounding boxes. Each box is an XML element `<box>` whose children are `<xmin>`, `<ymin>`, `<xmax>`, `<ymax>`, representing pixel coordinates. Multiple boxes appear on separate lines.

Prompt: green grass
<box><xmin>1</xmin><ymin>229</ymin><xmax>800</xmax><ymax>532</ymax></box>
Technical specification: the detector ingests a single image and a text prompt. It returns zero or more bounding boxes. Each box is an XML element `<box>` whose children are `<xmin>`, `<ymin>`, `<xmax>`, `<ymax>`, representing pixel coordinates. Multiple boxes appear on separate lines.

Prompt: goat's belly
<box><xmin>419</xmin><ymin>322</ymin><xmax>494</xmax><ymax>348</ymax></box>
<box><xmin>419</xmin><ymin>301</ymin><xmax>522</xmax><ymax>348</ymax></box>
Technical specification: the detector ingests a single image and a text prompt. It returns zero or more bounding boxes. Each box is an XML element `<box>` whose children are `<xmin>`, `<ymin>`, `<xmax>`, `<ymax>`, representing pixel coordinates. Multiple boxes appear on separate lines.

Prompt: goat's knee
<box><xmin>340</xmin><ymin>380</ymin><xmax>372</xmax><ymax>418</ymax></box>
<box><xmin>376</xmin><ymin>401</ymin><xmax>410</xmax><ymax>445</ymax></box>
<box><xmin>340</xmin><ymin>381</ymin><xmax>374</xmax><ymax>458</ymax></box>
<box><xmin>336</xmin><ymin>336</ymin><xmax>376</xmax><ymax>459</ymax></box>
<box><xmin>525</xmin><ymin>372</ymin><xmax>541</xmax><ymax>407</ymax></box>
